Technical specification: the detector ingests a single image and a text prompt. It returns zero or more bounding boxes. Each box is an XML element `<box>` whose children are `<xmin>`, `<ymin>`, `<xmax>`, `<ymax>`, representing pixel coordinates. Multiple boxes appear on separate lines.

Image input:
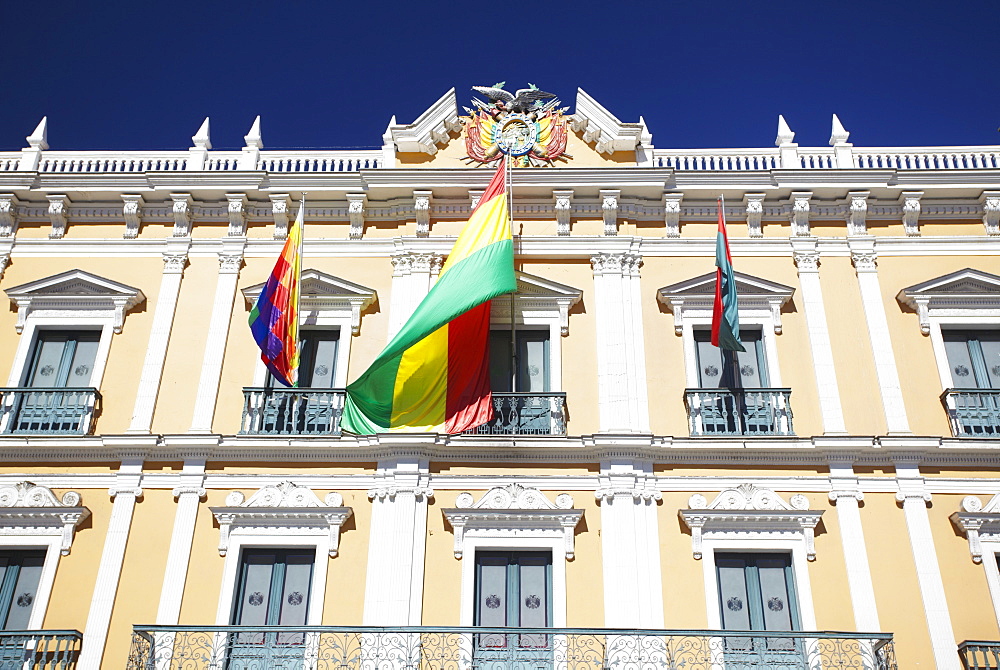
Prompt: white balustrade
<box><xmin>652</xmin><ymin>149</ymin><xmax>779</xmax><ymax>170</ymax></box>
<box><xmin>256</xmin><ymin>151</ymin><xmax>382</xmax><ymax>172</ymax></box>
<box><xmin>652</xmin><ymin>145</ymin><xmax>1000</xmax><ymax>171</ymax></box>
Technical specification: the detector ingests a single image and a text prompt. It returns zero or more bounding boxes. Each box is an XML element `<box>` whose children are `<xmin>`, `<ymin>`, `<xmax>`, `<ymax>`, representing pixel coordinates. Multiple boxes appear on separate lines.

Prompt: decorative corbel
<box><xmin>348</xmin><ymin>298</ymin><xmax>365</xmax><ymax>335</ymax></box>
<box><xmin>170</xmin><ymin>194</ymin><xmax>194</xmax><ymax>237</ymax></box>
<box><xmin>664</xmin><ymin>193</ymin><xmax>683</xmax><ymax>237</ymax></box>
<box><xmin>981</xmin><ymin>191</ymin><xmax>1000</xmax><ymax>236</ymax></box>
<box><xmin>122</xmin><ymin>194</ymin><xmax>144</xmax><ymax>239</ymax></box>
<box><xmin>46</xmin><ymin>194</ymin><xmax>69</xmax><ymax>239</ymax></box>
<box><xmin>744</xmin><ymin>193</ymin><xmax>765</xmax><ymax>238</ymax></box>
<box><xmin>789</xmin><ymin>192</ymin><xmax>812</xmax><ymax>237</ymax></box>
<box><xmin>846</xmin><ymin>191</ymin><xmax>870</xmax><ymax>236</ymax></box>
<box><xmin>347</xmin><ymin>193</ymin><xmax>366</xmax><ymax>240</ymax></box>
<box><xmin>268</xmin><ymin>194</ymin><xmax>290</xmax><ymax>240</ymax></box>
<box><xmin>226</xmin><ymin>193</ymin><xmax>249</xmax><ymax>237</ymax></box>
<box><xmin>112</xmin><ymin>297</ymin><xmax>129</xmax><ymax>333</ymax></box>
<box><xmin>0</xmin><ymin>194</ymin><xmax>19</xmax><ymax>237</ymax></box>
<box><xmin>768</xmin><ymin>297</ymin><xmax>784</xmax><ymax>334</ymax></box>
<box><xmin>0</xmin><ymin>254</ymin><xmax>9</xmax><ymax>281</ymax></box>
<box><xmin>600</xmin><ymin>190</ymin><xmax>620</xmax><ymax>236</ymax></box>
<box><xmin>553</xmin><ymin>190</ymin><xmax>573</xmax><ymax>236</ymax></box>
<box><xmin>671</xmin><ymin>299</ymin><xmax>685</xmax><ymax>335</ymax></box>
<box><xmin>413</xmin><ymin>190</ymin><xmax>432</xmax><ymax>238</ymax></box>
<box><xmin>900</xmin><ymin>191</ymin><xmax>923</xmax><ymax>237</ymax></box>
<box><xmin>914</xmin><ymin>296</ymin><xmax>930</xmax><ymax>335</ymax></box>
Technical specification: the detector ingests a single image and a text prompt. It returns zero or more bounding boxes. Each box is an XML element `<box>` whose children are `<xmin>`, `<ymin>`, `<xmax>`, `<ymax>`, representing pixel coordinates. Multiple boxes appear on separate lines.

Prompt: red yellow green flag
<box><xmin>342</xmin><ymin>158</ymin><xmax>515</xmax><ymax>434</ymax></box>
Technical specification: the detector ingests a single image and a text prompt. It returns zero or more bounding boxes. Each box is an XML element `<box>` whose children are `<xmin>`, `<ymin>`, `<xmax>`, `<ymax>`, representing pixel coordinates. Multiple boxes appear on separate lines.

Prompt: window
<box><xmin>717</xmin><ymin>553</ymin><xmax>799</xmax><ymax>633</ymax></box>
<box><xmin>0</xmin><ymin>550</ymin><xmax>45</xmax><ymax>630</ymax></box>
<box><xmin>943</xmin><ymin>331</ymin><xmax>1000</xmax><ymax>389</ymax></box>
<box><xmin>489</xmin><ymin>330</ymin><xmax>550</xmax><ymax>392</ymax></box>
<box><xmin>297</xmin><ymin>331</ymin><xmax>340</xmax><ymax>388</ymax></box>
<box><xmin>694</xmin><ymin>329</ymin><xmax>769</xmax><ymax>388</ymax></box>
<box><xmin>475</xmin><ymin>551</ymin><xmax>552</xmax><ymax>662</ymax></box>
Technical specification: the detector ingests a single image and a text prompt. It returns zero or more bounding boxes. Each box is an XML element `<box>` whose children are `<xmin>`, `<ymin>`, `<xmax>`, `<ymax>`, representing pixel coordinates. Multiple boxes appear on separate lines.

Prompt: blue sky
<box><xmin>1</xmin><ymin>0</ymin><xmax>997</xmax><ymax>152</ymax></box>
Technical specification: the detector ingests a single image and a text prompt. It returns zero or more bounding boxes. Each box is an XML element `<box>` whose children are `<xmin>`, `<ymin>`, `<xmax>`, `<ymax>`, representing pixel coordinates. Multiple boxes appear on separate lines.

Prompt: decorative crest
<box><xmin>463</xmin><ymin>83</ymin><xmax>570</xmax><ymax>167</ymax></box>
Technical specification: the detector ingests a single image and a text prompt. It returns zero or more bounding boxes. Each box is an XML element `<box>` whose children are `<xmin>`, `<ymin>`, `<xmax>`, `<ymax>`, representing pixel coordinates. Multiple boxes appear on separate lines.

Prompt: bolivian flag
<box><xmin>342</xmin><ymin>158</ymin><xmax>515</xmax><ymax>434</ymax></box>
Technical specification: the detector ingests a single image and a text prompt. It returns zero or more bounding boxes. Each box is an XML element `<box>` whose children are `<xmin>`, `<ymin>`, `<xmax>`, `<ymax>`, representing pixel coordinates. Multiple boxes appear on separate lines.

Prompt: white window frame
<box><xmin>951</xmin><ymin>494</ymin><xmax>1000</xmax><ymax>628</ymax></box>
<box><xmin>7</xmin><ymin>319</ymin><xmax>112</xmax><ymax>389</ymax></box>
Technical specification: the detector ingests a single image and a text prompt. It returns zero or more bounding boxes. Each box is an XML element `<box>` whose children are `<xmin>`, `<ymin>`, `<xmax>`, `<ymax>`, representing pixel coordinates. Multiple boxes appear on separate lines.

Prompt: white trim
<box><xmin>828</xmin><ymin>462</ymin><xmax>880</xmax><ymax>631</ymax></box>
<box><xmin>979</xmin><ymin>542</ymin><xmax>1000</xmax><ymax>630</ymax></box>
<box><xmin>155</xmin><ymin>459</ymin><xmax>205</xmax><ymax>625</ymax></box>
<box><xmin>6</xmin><ymin>317</ymin><xmax>114</xmax><ymax>392</ymax></box>
<box><xmin>951</xmin><ymin>493</ymin><xmax>1000</xmax><ymax>630</ymax></box>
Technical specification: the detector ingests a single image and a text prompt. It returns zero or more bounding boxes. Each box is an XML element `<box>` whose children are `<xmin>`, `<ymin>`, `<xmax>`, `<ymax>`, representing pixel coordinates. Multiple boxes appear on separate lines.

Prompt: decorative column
<box><xmin>895</xmin><ymin>460</ymin><xmax>960</xmax><ymax>669</ymax></box>
<box><xmin>849</xmin><ymin>239</ymin><xmax>910</xmax><ymax>434</ymax></box>
<box><xmin>388</xmin><ymin>251</ymin><xmax>442</xmax><ymax>339</ymax></box>
<box><xmin>80</xmin><ymin>457</ymin><xmax>144</xmax><ymax>669</ymax></box>
<box><xmin>827</xmin><ymin>458</ymin><xmax>879</xmax><ymax>631</ymax></box>
<box><xmin>791</xmin><ymin>239</ymin><xmax>847</xmax><ymax>434</ymax></box>
<box><xmin>189</xmin><ymin>239</ymin><xmax>246</xmax><ymax>433</ymax></box>
<box><xmin>596</xmin><ymin>457</ymin><xmax>663</xmax><ymax>627</ymax></box>
<box><xmin>591</xmin><ymin>252</ymin><xmax>650</xmax><ymax>432</ymax></box>
<box><xmin>156</xmin><ymin>458</ymin><xmax>207</xmax><ymax>624</ymax></box>
<box><xmin>128</xmin><ymin>240</ymin><xmax>190</xmax><ymax>433</ymax></box>
<box><xmin>363</xmin><ymin>457</ymin><xmax>433</xmax><ymax>625</ymax></box>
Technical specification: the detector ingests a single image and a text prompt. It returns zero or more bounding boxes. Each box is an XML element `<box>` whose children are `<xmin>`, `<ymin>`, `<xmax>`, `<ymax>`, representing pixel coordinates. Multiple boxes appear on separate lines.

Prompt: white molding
<box><xmin>788</xmin><ymin>192</ymin><xmax>813</xmax><ymax>237</ymax></box>
<box><xmin>664</xmin><ymin>193</ymin><xmax>683</xmax><ymax>237</ymax></box>
<box><xmin>0</xmin><ymin>481</ymin><xmax>89</xmax><ymax>556</ymax></box>
<box><xmin>897</xmin><ymin>267</ymin><xmax>1000</xmax><ymax>337</ymax></box>
<box><xmin>384</xmin><ymin>89</ymin><xmax>461</xmax><ymax>156</ymax></box>
<box><xmin>952</xmin><ymin>491</ymin><xmax>1000</xmax><ymax>629</ymax></box>
<box><xmin>442</xmin><ymin>483</ymin><xmax>581</xmax><ymax>560</ymax></box>
<box><xmin>553</xmin><ymin>190</ymin><xmax>573</xmax><ymax>236</ymax></box>
<box><xmin>981</xmin><ymin>190</ymin><xmax>1000</xmax><ymax>236</ymax></box>
<box><xmin>244</xmin><ymin>268</ymin><xmax>377</xmax><ymax>337</ymax></box>
<box><xmin>347</xmin><ymin>193</ymin><xmax>367</xmax><ymax>240</ymax></box>
<box><xmin>413</xmin><ymin>190</ymin><xmax>432</xmax><ymax>238</ymax></box>
<box><xmin>572</xmin><ymin>89</ymin><xmax>651</xmax><ymax>157</ymax></box>
<box><xmin>0</xmin><ymin>194</ymin><xmax>20</xmax><ymax>238</ymax></box>
<box><xmin>225</xmin><ymin>193</ymin><xmax>249</xmax><ymax>237</ymax></box>
<box><xmin>268</xmin><ymin>194</ymin><xmax>290</xmax><ymax>240</ymax></box>
<box><xmin>122</xmin><ymin>194</ymin><xmax>144</xmax><ymax>239</ymax></box>
<box><xmin>170</xmin><ymin>194</ymin><xmax>194</xmax><ymax>237</ymax></box>
<box><xmin>743</xmin><ymin>193</ymin><xmax>765</xmax><ymax>238</ymax></box>
<box><xmin>600</xmin><ymin>190</ymin><xmax>620</xmax><ymax>236</ymax></box>
<box><xmin>680</xmin><ymin>483</ymin><xmax>822</xmax><ymax>561</ymax></box>
<box><xmin>45</xmin><ymin>195</ymin><xmax>69</xmax><ymax>239</ymax></box>
<box><xmin>900</xmin><ymin>191</ymin><xmax>923</xmax><ymax>237</ymax></box>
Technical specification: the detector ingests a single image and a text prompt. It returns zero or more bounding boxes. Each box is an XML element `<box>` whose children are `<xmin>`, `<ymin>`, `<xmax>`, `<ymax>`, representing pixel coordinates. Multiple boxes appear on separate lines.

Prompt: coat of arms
<box><xmin>463</xmin><ymin>83</ymin><xmax>571</xmax><ymax>167</ymax></box>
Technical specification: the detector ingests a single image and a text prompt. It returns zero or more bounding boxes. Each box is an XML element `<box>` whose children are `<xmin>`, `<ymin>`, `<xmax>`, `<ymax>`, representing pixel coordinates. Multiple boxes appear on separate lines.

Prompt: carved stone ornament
<box><xmin>162</xmin><ymin>252</ymin><xmax>188</xmax><ymax>275</ymax></box>
<box><xmin>122</xmin><ymin>194</ymin><xmax>144</xmax><ymax>239</ymax></box>
<box><xmin>243</xmin><ymin>269</ymin><xmax>377</xmax><ymax>335</ymax></box>
<box><xmin>0</xmin><ymin>194</ymin><xmax>19</xmax><ymax>237</ymax></box>
<box><xmin>851</xmin><ymin>250</ymin><xmax>877</xmax><ymax>273</ymax></box>
<box><xmin>4</xmin><ymin>269</ymin><xmax>145</xmax><ymax>334</ymax></box>
<box><xmin>0</xmin><ymin>482</ymin><xmax>90</xmax><ymax>556</ymax></box>
<box><xmin>789</xmin><ymin>192</ymin><xmax>812</xmax><ymax>237</ymax></box>
<box><xmin>347</xmin><ymin>193</ymin><xmax>366</xmax><ymax>240</ymax></box>
<box><xmin>553</xmin><ymin>190</ymin><xmax>573</xmax><ymax>236</ymax></box>
<box><xmin>664</xmin><ymin>193</ymin><xmax>683</xmax><ymax>238</ymax></box>
<box><xmin>846</xmin><ymin>191</ymin><xmax>869</xmax><ymax>236</ymax></box>
<box><xmin>897</xmin><ymin>268</ymin><xmax>1000</xmax><ymax>335</ymax></box>
<box><xmin>901</xmin><ymin>191</ymin><xmax>922</xmax><ymax>237</ymax></box>
<box><xmin>0</xmin><ymin>254</ymin><xmax>8</xmax><ymax>281</ymax></box>
<box><xmin>658</xmin><ymin>271</ymin><xmax>793</xmax><ymax>335</ymax></box>
<box><xmin>950</xmin><ymin>493</ymin><xmax>1000</xmax><ymax>564</ymax></box>
<box><xmin>679</xmin><ymin>483</ymin><xmax>822</xmax><ymax>561</ymax></box>
<box><xmin>600</xmin><ymin>189</ymin><xmax>620</xmax><ymax>237</ymax></box>
<box><xmin>211</xmin><ymin>481</ymin><xmax>352</xmax><ymax>557</ymax></box>
<box><xmin>269</xmin><ymin>194</ymin><xmax>290</xmax><ymax>240</ymax></box>
<box><xmin>46</xmin><ymin>194</ymin><xmax>69</xmax><ymax>239</ymax></box>
<box><xmin>170</xmin><ymin>194</ymin><xmax>194</xmax><ymax>237</ymax></box>
<box><xmin>413</xmin><ymin>190</ymin><xmax>432</xmax><ymax>238</ymax></box>
<box><xmin>793</xmin><ymin>250</ymin><xmax>820</xmax><ymax>273</ymax></box>
<box><xmin>226</xmin><ymin>193</ymin><xmax>249</xmax><ymax>237</ymax></box>
<box><xmin>744</xmin><ymin>193</ymin><xmax>765</xmax><ymax>239</ymax></box>
<box><xmin>442</xmin><ymin>483</ymin><xmax>582</xmax><ymax>559</ymax></box>
<box><xmin>218</xmin><ymin>253</ymin><xmax>243</xmax><ymax>274</ymax></box>
<box><xmin>981</xmin><ymin>191</ymin><xmax>1000</xmax><ymax>236</ymax></box>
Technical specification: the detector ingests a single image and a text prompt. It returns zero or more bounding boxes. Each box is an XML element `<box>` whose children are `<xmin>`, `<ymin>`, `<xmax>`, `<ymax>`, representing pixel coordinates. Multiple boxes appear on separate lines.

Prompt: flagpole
<box><xmin>506</xmin><ymin>156</ymin><xmax>517</xmax><ymax>392</ymax></box>
<box><xmin>294</xmin><ymin>193</ymin><xmax>305</xmax><ymax>387</ymax></box>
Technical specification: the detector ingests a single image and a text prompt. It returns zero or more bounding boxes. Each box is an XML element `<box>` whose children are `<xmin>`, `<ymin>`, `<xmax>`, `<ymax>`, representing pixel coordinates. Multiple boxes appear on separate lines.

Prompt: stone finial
<box><xmin>244</xmin><ymin>116</ymin><xmax>262</xmax><ymax>149</ymax></box>
<box><xmin>775</xmin><ymin>115</ymin><xmax>795</xmax><ymax>146</ymax></box>
<box><xmin>26</xmin><ymin>117</ymin><xmax>49</xmax><ymax>151</ymax></box>
<box><xmin>830</xmin><ymin>114</ymin><xmax>851</xmax><ymax>146</ymax></box>
<box><xmin>191</xmin><ymin>117</ymin><xmax>212</xmax><ymax>150</ymax></box>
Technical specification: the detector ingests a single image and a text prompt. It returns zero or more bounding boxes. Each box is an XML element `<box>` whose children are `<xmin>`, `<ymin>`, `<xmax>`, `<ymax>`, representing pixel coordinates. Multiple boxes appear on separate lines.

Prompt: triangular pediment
<box><xmin>514</xmin><ymin>271</ymin><xmax>583</xmax><ymax>302</ymax></box>
<box><xmin>5</xmin><ymin>269</ymin><xmax>143</xmax><ymax>303</ymax></box>
<box><xmin>898</xmin><ymin>268</ymin><xmax>1000</xmax><ymax>303</ymax></box>
<box><xmin>243</xmin><ymin>269</ymin><xmax>376</xmax><ymax>306</ymax></box>
<box><xmin>657</xmin><ymin>271</ymin><xmax>794</xmax><ymax>305</ymax></box>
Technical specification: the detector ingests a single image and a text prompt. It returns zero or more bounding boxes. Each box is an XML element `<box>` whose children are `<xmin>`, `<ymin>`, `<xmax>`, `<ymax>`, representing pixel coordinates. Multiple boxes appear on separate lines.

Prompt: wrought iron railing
<box><xmin>127</xmin><ymin>626</ymin><xmax>896</xmax><ymax>670</ymax></box>
<box><xmin>464</xmin><ymin>392</ymin><xmax>568</xmax><ymax>436</ymax></box>
<box><xmin>241</xmin><ymin>387</ymin><xmax>346</xmax><ymax>435</ymax></box>
<box><xmin>942</xmin><ymin>389</ymin><xmax>1000</xmax><ymax>437</ymax></box>
<box><xmin>0</xmin><ymin>630</ymin><xmax>81</xmax><ymax>669</ymax></box>
<box><xmin>959</xmin><ymin>640</ymin><xmax>1000</xmax><ymax>670</ymax></box>
<box><xmin>0</xmin><ymin>387</ymin><xmax>100</xmax><ymax>435</ymax></box>
<box><xmin>685</xmin><ymin>388</ymin><xmax>793</xmax><ymax>436</ymax></box>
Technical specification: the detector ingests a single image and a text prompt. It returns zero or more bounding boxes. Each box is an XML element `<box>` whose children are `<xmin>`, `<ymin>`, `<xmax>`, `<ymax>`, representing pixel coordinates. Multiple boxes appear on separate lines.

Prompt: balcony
<box><xmin>685</xmin><ymin>388</ymin><xmax>793</xmax><ymax>436</ymax></box>
<box><xmin>960</xmin><ymin>640</ymin><xmax>1000</xmax><ymax>669</ymax></box>
<box><xmin>241</xmin><ymin>387</ymin><xmax>346</xmax><ymax>435</ymax></box>
<box><xmin>464</xmin><ymin>392</ymin><xmax>568</xmax><ymax>436</ymax></box>
<box><xmin>0</xmin><ymin>630</ymin><xmax>81</xmax><ymax>669</ymax></box>
<box><xmin>0</xmin><ymin>388</ymin><xmax>100</xmax><ymax>435</ymax></box>
<box><xmin>942</xmin><ymin>389</ymin><xmax>1000</xmax><ymax>436</ymax></box>
<box><xmin>128</xmin><ymin>626</ymin><xmax>896</xmax><ymax>670</ymax></box>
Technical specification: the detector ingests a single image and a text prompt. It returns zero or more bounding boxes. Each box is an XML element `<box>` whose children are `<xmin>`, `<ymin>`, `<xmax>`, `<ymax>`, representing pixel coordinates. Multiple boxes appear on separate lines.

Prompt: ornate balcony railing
<box><xmin>464</xmin><ymin>392</ymin><xmax>567</xmax><ymax>436</ymax></box>
<box><xmin>0</xmin><ymin>630</ymin><xmax>81</xmax><ymax>669</ymax></box>
<box><xmin>685</xmin><ymin>388</ymin><xmax>793</xmax><ymax>436</ymax></box>
<box><xmin>0</xmin><ymin>387</ymin><xmax>100</xmax><ymax>435</ymax></box>
<box><xmin>959</xmin><ymin>640</ymin><xmax>1000</xmax><ymax>670</ymax></box>
<box><xmin>941</xmin><ymin>389</ymin><xmax>1000</xmax><ymax>437</ymax></box>
<box><xmin>127</xmin><ymin>626</ymin><xmax>896</xmax><ymax>670</ymax></box>
<box><xmin>240</xmin><ymin>387</ymin><xmax>346</xmax><ymax>435</ymax></box>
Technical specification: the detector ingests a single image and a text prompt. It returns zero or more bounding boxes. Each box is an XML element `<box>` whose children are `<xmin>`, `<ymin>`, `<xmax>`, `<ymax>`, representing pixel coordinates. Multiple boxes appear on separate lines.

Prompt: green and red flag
<box><xmin>342</xmin><ymin>158</ymin><xmax>516</xmax><ymax>434</ymax></box>
<box><xmin>711</xmin><ymin>196</ymin><xmax>745</xmax><ymax>352</ymax></box>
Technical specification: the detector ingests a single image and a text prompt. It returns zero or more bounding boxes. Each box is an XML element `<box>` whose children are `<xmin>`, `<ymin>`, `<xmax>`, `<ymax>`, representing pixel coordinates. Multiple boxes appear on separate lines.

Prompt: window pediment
<box><xmin>897</xmin><ymin>268</ymin><xmax>1000</xmax><ymax>334</ymax></box>
<box><xmin>951</xmin><ymin>493</ymin><xmax>1000</xmax><ymax>564</ymax></box>
<box><xmin>210</xmin><ymin>481</ymin><xmax>352</xmax><ymax>557</ymax></box>
<box><xmin>658</xmin><ymin>272</ymin><xmax>794</xmax><ymax>334</ymax></box>
<box><xmin>5</xmin><ymin>269</ymin><xmax>145</xmax><ymax>333</ymax></box>
<box><xmin>679</xmin><ymin>483</ymin><xmax>823</xmax><ymax>561</ymax></box>
<box><xmin>0</xmin><ymin>481</ymin><xmax>90</xmax><ymax>555</ymax></box>
<box><xmin>490</xmin><ymin>271</ymin><xmax>582</xmax><ymax>335</ymax></box>
<box><xmin>242</xmin><ymin>269</ymin><xmax>376</xmax><ymax>334</ymax></box>
<box><xmin>442</xmin><ymin>483</ymin><xmax>583</xmax><ymax>559</ymax></box>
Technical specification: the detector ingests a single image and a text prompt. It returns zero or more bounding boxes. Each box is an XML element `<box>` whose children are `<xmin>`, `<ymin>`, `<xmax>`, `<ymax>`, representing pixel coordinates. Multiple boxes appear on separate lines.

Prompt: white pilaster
<box><xmin>596</xmin><ymin>458</ymin><xmax>663</xmax><ymax>627</ymax></box>
<box><xmin>591</xmin><ymin>252</ymin><xmax>649</xmax><ymax>432</ymax></box>
<box><xmin>849</xmin><ymin>239</ymin><xmax>910</xmax><ymax>434</ymax></box>
<box><xmin>827</xmin><ymin>459</ymin><xmax>879</xmax><ymax>631</ymax></box>
<box><xmin>80</xmin><ymin>458</ymin><xmax>143</xmax><ymax>669</ymax></box>
<box><xmin>189</xmin><ymin>238</ymin><xmax>245</xmax><ymax>433</ymax></box>
<box><xmin>791</xmin><ymin>239</ymin><xmax>847</xmax><ymax>434</ymax></box>
<box><xmin>363</xmin><ymin>457</ymin><xmax>432</xmax><ymax>625</ymax></box>
<box><xmin>156</xmin><ymin>459</ymin><xmax>206</xmax><ymax>624</ymax></box>
<box><xmin>895</xmin><ymin>461</ymin><xmax>960</xmax><ymax>669</ymax></box>
<box><xmin>388</xmin><ymin>251</ymin><xmax>441</xmax><ymax>339</ymax></box>
<box><xmin>128</xmin><ymin>239</ymin><xmax>190</xmax><ymax>433</ymax></box>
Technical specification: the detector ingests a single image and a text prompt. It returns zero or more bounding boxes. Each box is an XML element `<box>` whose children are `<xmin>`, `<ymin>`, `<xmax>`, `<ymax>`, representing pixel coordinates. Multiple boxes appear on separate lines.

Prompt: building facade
<box><xmin>0</xmin><ymin>87</ymin><xmax>999</xmax><ymax>669</ymax></box>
